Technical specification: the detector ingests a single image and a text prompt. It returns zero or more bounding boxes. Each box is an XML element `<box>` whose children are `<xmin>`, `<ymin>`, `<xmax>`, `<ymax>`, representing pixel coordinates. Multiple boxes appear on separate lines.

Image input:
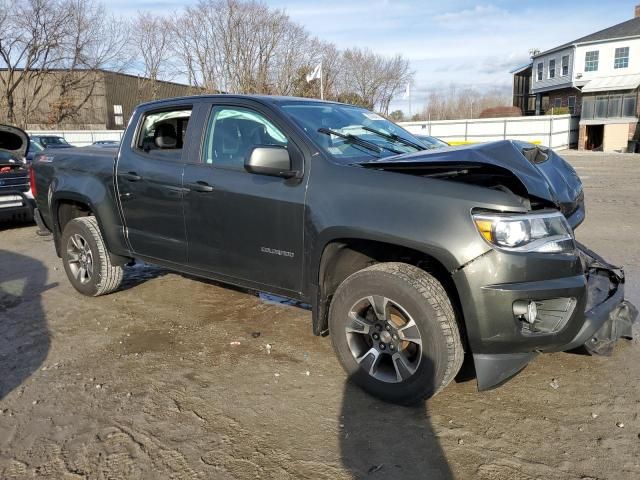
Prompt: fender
<box><xmin>50</xmin><ymin>181</ymin><xmax>130</xmax><ymax>260</ymax></box>
<box><xmin>306</xmin><ymin>226</ymin><xmax>471</xmax><ymax>336</ymax></box>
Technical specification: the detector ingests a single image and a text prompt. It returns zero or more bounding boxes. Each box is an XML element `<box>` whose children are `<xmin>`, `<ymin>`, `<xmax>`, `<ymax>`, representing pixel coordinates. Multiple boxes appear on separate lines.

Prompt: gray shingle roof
<box><xmin>537</xmin><ymin>16</ymin><xmax>640</xmax><ymax>56</ymax></box>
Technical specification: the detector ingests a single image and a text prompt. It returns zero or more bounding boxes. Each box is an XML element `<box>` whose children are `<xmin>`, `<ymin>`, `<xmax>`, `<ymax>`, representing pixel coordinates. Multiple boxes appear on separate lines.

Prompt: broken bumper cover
<box><xmin>558</xmin><ymin>243</ymin><xmax>638</xmax><ymax>356</ymax></box>
<box><xmin>453</xmin><ymin>242</ymin><xmax>638</xmax><ymax>391</ymax></box>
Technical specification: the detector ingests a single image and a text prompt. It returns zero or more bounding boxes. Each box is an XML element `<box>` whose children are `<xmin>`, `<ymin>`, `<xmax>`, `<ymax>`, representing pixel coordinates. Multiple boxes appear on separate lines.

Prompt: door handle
<box><xmin>188</xmin><ymin>181</ymin><xmax>214</xmax><ymax>193</ymax></box>
<box><xmin>121</xmin><ymin>172</ymin><xmax>141</xmax><ymax>182</ymax></box>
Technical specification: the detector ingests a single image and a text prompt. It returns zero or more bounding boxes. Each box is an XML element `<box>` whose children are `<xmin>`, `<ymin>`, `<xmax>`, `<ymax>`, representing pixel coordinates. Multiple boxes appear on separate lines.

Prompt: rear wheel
<box><xmin>329</xmin><ymin>262</ymin><xmax>463</xmax><ymax>405</ymax></box>
<box><xmin>61</xmin><ymin>216</ymin><xmax>123</xmax><ymax>296</ymax></box>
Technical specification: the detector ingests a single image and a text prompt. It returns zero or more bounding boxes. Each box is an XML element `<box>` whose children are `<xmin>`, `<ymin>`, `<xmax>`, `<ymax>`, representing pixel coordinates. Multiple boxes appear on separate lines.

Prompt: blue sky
<box><xmin>107</xmin><ymin>0</ymin><xmax>640</xmax><ymax>113</ymax></box>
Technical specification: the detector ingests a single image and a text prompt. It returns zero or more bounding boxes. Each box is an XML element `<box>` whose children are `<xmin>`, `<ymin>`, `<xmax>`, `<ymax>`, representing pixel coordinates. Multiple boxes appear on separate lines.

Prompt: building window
<box><xmin>581</xmin><ymin>93</ymin><xmax>637</xmax><ymax>119</ymax></box>
<box><xmin>568</xmin><ymin>96</ymin><xmax>576</xmax><ymax>114</ymax></box>
<box><xmin>549</xmin><ymin>59</ymin><xmax>556</xmax><ymax>78</ymax></box>
<box><xmin>614</xmin><ymin>47</ymin><xmax>629</xmax><ymax>69</ymax></box>
<box><xmin>561</xmin><ymin>55</ymin><xmax>569</xmax><ymax>76</ymax></box>
<box><xmin>114</xmin><ymin>104</ymin><xmax>124</xmax><ymax>127</ymax></box>
<box><xmin>623</xmin><ymin>94</ymin><xmax>637</xmax><ymax>116</ymax></box>
<box><xmin>585</xmin><ymin>51</ymin><xmax>599</xmax><ymax>72</ymax></box>
<box><xmin>553</xmin><ymin>98</ymin><xmax>562</xmax><ymax>108</ymax></box>
<box><xmin>537</xmin><ymin>62</ymin><xmax>543</xmax><ymax>81</ymax></box>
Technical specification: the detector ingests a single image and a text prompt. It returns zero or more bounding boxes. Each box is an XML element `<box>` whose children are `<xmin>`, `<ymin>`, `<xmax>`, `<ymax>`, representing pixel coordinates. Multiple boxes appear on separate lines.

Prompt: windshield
<box><xmin>30</xmin><ymin>140</ymin><xmax>43</xmax><ymax>152</ymax></box>
<box><xmin>280</xmin><ymin>102</ymin><xmax>424</xmax><ymax>162</ymax></box>
<box><xmin>40</xmin><ymin>136</ymin><xmax>69</xmax><ymax>146</ymax></box>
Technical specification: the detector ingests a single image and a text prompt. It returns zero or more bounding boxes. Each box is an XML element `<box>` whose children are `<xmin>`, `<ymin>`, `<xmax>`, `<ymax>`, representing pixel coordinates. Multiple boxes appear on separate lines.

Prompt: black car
<box><xmin>31</xmin><ymin>135</ymin><xmax>74</xmax><ymax>149</ymax></box>
<box><xmin>31</xmin><ymin>95</ymin><xmax>637</xmax><ymax>404</ymax></box>
<box><xmin>25</xmin><ymin>139</ymin><xmax>44</xmax><ymax>163</ymax></box>
<box><xmin>0</xmin><ymin>125</ymin><xmax>35</xmax><ymax>222</ymax></box>
<box><xmin>90</xmin><ymin>140</ymin><xmax>120</xmax><ymax>148</ymax></box>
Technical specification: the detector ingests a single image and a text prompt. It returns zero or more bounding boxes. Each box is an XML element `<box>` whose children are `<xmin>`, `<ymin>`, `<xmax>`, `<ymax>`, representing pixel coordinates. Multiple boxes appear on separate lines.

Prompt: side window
<box><xmin>203</xmin><ymin>106</ymin><xmax>288</xmax><ymax>169</ymax></box>
<box><xmin>136</xmin><ymin>107</ymin><xmax>192</xmax><ymax>160</ymax></box>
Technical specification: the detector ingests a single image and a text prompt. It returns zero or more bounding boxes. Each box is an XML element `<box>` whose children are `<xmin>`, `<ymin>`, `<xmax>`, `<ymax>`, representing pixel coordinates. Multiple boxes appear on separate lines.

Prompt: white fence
<box><xmin>28</xmin><ymin>129</ymin><xmax>124</xmax><ymax>147</ymax></box>
<box><xmin>399</xmin><ymin>114</ymin><xmax>579</xmax><ymax>150</ymax></box>
<box><xmin>29</xmin><ymin>114</ymin><xmax>579</xmax><ymax>150</ymax></box>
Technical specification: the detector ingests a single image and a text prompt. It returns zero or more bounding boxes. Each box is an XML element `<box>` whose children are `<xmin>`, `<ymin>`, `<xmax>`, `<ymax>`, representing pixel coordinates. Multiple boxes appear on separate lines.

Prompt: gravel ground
<box><xmin>0</xmin><ymin>151</ymin><xmax>639</xmax><ymax>480</ymax></box>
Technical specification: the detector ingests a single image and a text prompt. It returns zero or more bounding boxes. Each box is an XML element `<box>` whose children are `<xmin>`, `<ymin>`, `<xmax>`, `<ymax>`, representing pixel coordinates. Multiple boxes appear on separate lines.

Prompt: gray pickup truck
<box><xmin>29</xmin><ymin>95</ymin><xmax>636</xmax><ymax>404</ymax></box>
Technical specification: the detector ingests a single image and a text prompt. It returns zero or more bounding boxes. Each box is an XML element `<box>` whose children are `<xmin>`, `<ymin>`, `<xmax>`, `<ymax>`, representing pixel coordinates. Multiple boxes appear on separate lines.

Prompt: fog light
<box><xmin>514</xmin><ymin>297</ymin><xmax>577</xmax><ymax>335</ymax></box>
<box><xmin>527</xmin><ymin>301</ymin><xmax>538</xmax><ymax>324</ymax></box>
<box><xmin>513</xmin><ymin>299</ymin><xmax>538</xmax><ymax>324</ymax></box>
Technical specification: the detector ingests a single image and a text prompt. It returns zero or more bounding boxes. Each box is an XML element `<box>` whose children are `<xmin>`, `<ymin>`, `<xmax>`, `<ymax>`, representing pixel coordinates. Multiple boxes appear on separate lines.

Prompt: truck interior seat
<box><xmin>154</xmin><ymin>123</ymin><xmax>178</xmax><ymax>149</ymax></box>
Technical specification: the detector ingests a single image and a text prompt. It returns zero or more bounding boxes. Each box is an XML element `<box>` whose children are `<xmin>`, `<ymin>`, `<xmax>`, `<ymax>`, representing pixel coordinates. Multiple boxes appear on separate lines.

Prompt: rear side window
<box><xmin>136</xmin><ymin>107</ymin><xmax>192</xmax><ymax>160</ymax></box>
<box><xmin>202</xmin><ymin>106</ymin><xmax>287</xmax><ymax>169</ymax></box>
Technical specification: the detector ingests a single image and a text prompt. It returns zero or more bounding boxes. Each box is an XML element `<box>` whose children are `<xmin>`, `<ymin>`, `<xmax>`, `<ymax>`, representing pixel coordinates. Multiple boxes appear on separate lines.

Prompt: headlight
<box><xmin>473</xmin><ymin>211</ymin><xmax>574</xmax><ymax>253</ymax></box>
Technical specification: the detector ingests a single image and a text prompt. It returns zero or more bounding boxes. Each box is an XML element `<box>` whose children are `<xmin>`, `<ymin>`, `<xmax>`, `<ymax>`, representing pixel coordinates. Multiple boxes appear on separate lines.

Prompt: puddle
<box><xmin>118</xmin><ymin>330</ymin><xmax>178</xmax><ymax>354</ymax></box>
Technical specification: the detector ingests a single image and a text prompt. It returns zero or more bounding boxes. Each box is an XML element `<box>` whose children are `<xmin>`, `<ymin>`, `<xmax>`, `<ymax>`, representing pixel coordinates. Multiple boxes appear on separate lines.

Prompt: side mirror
<box><xmin>244</xmin><ymin>146</ymin><xmax>296</xmax><ymax>178</ymax></box>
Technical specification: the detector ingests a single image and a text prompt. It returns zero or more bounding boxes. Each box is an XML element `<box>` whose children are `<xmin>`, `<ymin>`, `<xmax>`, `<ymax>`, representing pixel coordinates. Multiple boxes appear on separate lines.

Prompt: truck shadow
<box><xmin>0</xmin><ymin>249</ymin><xmax>53</xmax><ymax>400</ymax></box>
<box><xmin>339</xmin><ymin>359</ymin><xmax>453</xmax><ymax>479</ymax></box>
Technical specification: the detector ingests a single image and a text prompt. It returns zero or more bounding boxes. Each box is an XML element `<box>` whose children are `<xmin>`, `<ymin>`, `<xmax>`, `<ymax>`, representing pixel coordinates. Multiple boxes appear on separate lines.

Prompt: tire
<box><xmin>60</xmin><ymin>216</ymin><xmax>123</xmax><ymax>296</ymax></box>
<box><xmin>329</xmin><ymin>262</ymin><xmax>464</xmax><ymax>405</ymax></box>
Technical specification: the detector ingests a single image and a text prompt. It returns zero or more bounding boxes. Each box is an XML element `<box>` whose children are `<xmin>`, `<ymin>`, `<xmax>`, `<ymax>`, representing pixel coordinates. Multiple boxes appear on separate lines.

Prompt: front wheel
<box><xmin>329</xmin><ymin>262</ymin><xmax>464</xmax><ymax>405</ymax></box>
<box><xmin>60</xmin><ymin>216</ymin><xmax>123</xmax><ymax>296</ymax></box>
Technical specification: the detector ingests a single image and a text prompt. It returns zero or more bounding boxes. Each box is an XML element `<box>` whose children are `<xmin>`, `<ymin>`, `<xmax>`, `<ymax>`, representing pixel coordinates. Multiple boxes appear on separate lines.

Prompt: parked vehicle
<box><xmin>0</xmin><ymin>125</ymin><xmax>35</xmax><ymax>222</ymax></box>
<box><xmin>31</xmin><ymin>135</ymin><xmax>74</xmax><ymax>149</ymax></box>
<box><xmin>31</xmin><ymin>95</ymin><xmax>637</xmax><ymax>404</ymax></box>
<box><xmin>414</xmin><ymin>134</ymin><xmax>449</xmax><ymax>149</ymax></box>
<box><xmin>90</xmin><ymin>140</ymin><xmax>120</xmax><ymax>148</ymax></box>
<box><xmin>25</xmin><ymin>139</ymin><xmax>44</xmax><ymax>163</ymax></box>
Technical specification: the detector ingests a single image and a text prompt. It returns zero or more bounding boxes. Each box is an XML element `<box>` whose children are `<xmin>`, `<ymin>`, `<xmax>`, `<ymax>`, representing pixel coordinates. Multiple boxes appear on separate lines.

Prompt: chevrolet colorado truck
<box><xmin>30</xmin><ymin>95</ymin><xmax>637</xmax><ymax>404</ymax></box>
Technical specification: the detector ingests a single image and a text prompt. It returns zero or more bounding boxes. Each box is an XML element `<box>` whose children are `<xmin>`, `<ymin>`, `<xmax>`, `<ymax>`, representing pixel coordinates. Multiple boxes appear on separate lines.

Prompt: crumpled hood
<box><xmin>360</xmin><ymin>140</ymin><xmax>583</xmax><ymax>218</ymax></box>
<box><xmin>0</xmin><ymin>124</ymin><xmax>29</xmax><ymax>161</ymax></box>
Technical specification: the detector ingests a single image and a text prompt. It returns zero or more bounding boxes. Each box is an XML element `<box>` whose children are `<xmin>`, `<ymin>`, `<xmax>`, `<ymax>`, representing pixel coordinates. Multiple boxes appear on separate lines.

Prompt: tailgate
<box><xmin>0</xmin><ymin>165</ymin><xmax>30</xmax><ymax>196</ymax></box>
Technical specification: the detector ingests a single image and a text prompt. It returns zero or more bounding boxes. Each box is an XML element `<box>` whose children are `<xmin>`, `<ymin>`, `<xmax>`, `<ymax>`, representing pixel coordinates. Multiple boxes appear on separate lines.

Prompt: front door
<box><xmin>182</xmin><ymin>102</ymin><xmax>307</xmax><ymax>293</ymax></box>
<box><xmin>116</xmin><ymin>106</ymin><xmax>193</xmax><ymax>263</ymax></box>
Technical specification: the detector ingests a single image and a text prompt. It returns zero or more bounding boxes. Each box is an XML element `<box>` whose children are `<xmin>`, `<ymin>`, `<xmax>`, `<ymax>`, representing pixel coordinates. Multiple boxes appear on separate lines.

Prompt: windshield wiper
<box><xmin>318</xmin><ymin>128</ymin><xmax>405</xmax><ymax>155</ymax></box>
<box><xmin>318</xmin><ymin>128</ymin><xmax>382</xmax><ymax>154</ymax></box>
<box><xmin>361</xmin><ymin>126</ymin><xmax>425</xmax><ymax>151</ymax></box>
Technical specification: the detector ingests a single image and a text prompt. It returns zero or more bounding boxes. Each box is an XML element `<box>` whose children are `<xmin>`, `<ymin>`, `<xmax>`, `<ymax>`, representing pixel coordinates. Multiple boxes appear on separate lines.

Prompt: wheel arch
<box><xmin>311</xmin><ymin>234</ymin><xmax>466</xmax><ymax>345</ymax></box>
<box><xmin>52</xmin><ymin>193</ymin><xmax>130</xmax><ymax>266</ymax></box>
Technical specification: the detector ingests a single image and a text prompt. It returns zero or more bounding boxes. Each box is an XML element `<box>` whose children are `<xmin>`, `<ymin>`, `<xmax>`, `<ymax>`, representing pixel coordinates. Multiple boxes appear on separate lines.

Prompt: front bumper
<box><xmin>453</xmin><ymin>242</ymin><xmax>637</xmax><ymax>390</ymax></box>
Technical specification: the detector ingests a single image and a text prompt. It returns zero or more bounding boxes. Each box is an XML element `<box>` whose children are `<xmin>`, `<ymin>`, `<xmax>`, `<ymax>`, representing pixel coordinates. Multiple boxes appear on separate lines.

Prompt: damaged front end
<box><xmin>569</xmin><ymin>242</ymin><xmax>638</xmax><ymax>356</ymax></box>
<box><xmin>361</xmin><ymin>140</ymin><xmax>637</xmax><ymax>389</ymax></box>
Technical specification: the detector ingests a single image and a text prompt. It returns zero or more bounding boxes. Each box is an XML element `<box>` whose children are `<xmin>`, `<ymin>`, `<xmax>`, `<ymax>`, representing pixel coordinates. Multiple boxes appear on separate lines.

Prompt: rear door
<box><xmin>182</xmin><ymin>100</ymin><xmax>308</xmax><ymax>294</ymax></box>
<box><xmin>116</xmin><ymin>104</ymin><xmax>193</xmax><ymax>264</ymax></box>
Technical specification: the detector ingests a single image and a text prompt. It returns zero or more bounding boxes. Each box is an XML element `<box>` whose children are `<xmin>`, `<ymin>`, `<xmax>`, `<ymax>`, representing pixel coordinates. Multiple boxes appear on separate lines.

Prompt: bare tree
<box><xmin>0</xmin><ymin>0</ymin><xmax>68</xmax><ymax>126</ymax></box>
<box><xmin>340</xmin><ymin>47</ymin><xmax>413</xmax><ymax>114</ymax></box>
<box><xmin>420</xmin><ymin>84</ymin><xmax>512</xmax><ymax>121</ymax></box>
<box><xmin>48</xmin><ymin>0</ymin><xmax>131</xmax><ymax>125</ymax></box>
<box><xmin>131</xmin><ymin>11</ymin><xmax>171</xmax><ymax>101</ymax></box>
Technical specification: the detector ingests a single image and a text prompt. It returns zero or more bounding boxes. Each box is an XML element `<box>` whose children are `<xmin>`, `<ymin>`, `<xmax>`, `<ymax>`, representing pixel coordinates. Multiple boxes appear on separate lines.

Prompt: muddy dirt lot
<box><xmin>1</xmin><ymin>152</ymin><xmax>639</xmax><ymax>480</ymax></box>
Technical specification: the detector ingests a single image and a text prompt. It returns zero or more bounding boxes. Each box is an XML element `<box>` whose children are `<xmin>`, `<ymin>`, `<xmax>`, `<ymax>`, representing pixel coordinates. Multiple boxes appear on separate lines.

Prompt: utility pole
<box><xmin>320</xmin><ymin>63</ymin><xmax>324</xmax><ymax>100</ymax></box>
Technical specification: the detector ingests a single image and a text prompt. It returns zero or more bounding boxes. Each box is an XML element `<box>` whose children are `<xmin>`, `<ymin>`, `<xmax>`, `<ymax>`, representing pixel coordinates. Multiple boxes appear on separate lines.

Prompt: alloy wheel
<box><xmin>66</xmin><ymin>233</ymin><xmax>94</xmax><ymax>285</ymax></box>
<box><xmin>345</xmin><ymin>295</ymin><xmax>423</xmax><ymax>383</ymax></box>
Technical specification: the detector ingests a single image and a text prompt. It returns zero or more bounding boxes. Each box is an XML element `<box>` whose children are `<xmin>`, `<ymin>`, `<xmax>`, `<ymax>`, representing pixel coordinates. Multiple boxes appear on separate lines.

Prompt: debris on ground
<box><xmin>230</xmin><ymin>341</ymin><xmax>241</xmax><ymax>346</ymax></box>
<box><xmin>549</xmin><ymin>378</ymin><xmax>560</xmax><ymax>390</ymax></box>
<box><xmin>251</xmin><ymin>332</ymin><xmax>261</xmax><ymax>338</ymax></box>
